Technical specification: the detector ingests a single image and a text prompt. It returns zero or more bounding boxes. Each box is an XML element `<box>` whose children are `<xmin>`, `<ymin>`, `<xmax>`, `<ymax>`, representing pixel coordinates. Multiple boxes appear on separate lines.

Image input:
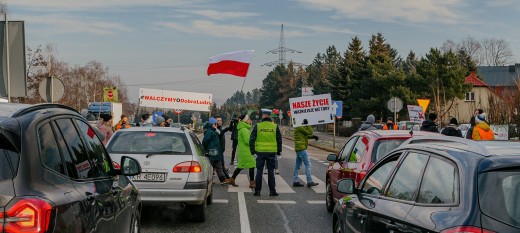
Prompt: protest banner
<box><xmin>407</xmin><ymin>105</ymin><xmax>425</xmax><ymax>123</ymax></box>
<box><xmin>491</xmin><ymin>125</ymin><xmax>509</xmax><ymax>140</ymax></box>
<box><xmin>289</xmin><ymin>93</ymin><xmax>333</xmax><ymax>127</ymax></box>
<box><xmin>139</xmin><ymin>88</ymin><xmax>212</xmax><ymax>112</ymax></box>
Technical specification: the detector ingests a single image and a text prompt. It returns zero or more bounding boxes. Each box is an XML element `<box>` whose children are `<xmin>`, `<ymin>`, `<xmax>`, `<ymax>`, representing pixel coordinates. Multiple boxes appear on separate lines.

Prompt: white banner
<box><xmin>407</xmin><ymin>105</ymin><xmax>425</xmax><ymax>123</ymax></box>
<box><xmin>139</xmin><ymin>88</ymin><xmax>212</xmax><ymax>112</ymax></box>
<box><xmin>491</xmin><ymin>125</ymin><xmax>509</xmax><ymax>140</ymax></box>
<box><xmin>289</xmin><ymin>94</ymin><xmax>333</xmax><ymax>127</ymax></box>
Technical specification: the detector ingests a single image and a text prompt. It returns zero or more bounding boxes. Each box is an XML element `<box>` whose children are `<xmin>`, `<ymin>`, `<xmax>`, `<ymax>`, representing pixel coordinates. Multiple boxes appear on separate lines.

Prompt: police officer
<box><xmin>250</xmin><ymin>109</ymin><xmax>282</xmax><ymax>196</ymax></box>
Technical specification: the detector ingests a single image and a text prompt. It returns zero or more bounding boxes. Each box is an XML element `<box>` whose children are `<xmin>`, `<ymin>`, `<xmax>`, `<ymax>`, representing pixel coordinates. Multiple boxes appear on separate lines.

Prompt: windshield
<box><xmin>107</xmin><ymin>131</ymin><xmax>192</xmax><ymax>155</ymax></box>
<box><xmin>478</xmin><ymin>169</ymin><xmax>520</xmax><ymax>228</ymax></box>
<box><xmin>372</xmin><ymin>139</ymin><xmax>406</xmax><ymax>162</ymax></box>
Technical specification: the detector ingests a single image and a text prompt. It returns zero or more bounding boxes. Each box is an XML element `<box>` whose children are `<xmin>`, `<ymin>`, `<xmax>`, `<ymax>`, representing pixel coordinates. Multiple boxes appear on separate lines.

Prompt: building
<box><xmin>477</xmin><ymin>64</ymin><xmax>519</xmax><ymax>98</ymax></box>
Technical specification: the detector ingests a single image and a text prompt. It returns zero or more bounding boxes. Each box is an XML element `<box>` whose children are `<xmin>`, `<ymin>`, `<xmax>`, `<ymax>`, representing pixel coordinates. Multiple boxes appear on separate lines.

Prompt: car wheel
<box><xmin>333</xmin><ymin>216</ymin><xmax>342</xmax><ymax>233</ymax></box>
<box><xmin>326</xmin><ymin>182</ymin><xmax>334</xmax><ymax>213</ymax></box>
<box><xmin>191</xmin><ymin>200</ymin><xmax>207</xmax><ymax>222</ymax></box>
<box><xmin>207</xmin><ymin>191</ymin><xmax>213</xmax><ymax>205</ymax></box>
<box><xmin>131</xmin><ymin>209</ymin><xmax>141</xmax><ymax>233</ymax></box>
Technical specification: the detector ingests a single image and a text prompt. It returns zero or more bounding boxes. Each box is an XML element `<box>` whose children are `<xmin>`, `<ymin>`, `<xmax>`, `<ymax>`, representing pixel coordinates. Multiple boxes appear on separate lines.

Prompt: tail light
<box><xmin>173</xmin><ymin>161</ymin><xmax>202</xmax><ymax>173</ymax></box>
<box><xmin>440</xmin><ymin>226</ymin><xmax>495</xmax><ymax>233</ymax></box>
<box><xmin>3</xmin><ymin>198</ymin><xmax>53</xmax><ymax>233</ymax></box>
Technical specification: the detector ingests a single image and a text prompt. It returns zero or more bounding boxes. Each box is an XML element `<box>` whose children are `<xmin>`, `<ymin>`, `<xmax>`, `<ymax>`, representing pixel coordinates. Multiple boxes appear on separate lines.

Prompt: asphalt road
<box><xmin>141</xmin><ymin>134</ymin><xmax>333</xmax><ymax>233</ymax></box>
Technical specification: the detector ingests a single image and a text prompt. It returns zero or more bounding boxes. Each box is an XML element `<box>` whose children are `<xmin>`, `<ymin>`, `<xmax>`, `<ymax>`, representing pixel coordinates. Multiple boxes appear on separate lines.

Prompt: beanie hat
<box><xmin>239</xmin><ymin>114</ymin><xmax>250</xmax><ymax>122</ymax></box>
<box><xmin>100</xmin><ymin>114</ymin><xmax>112</xmax><ymax>122</ymax></box>
<box><xmin>155</xmin><ymin>116</ymin><xmax>165</xmax><ymax>125</ymax></box>
<box><xmin>428</xmin><ymin>113</ymin><xmax>437</xmax><ymax>121</ymax></box>
<box><xmin>366</xmin><ymin>115</ymin><xmax>375</xmax><ymax>124</ymax></box>
<box><xmin>209</xmin><ymin>117</ymin><xmax>218</xmax><ymax>124</ymax></box>
<box><xmin>449</xmin><ymin>117</ymin><xmax>458</xmax><ymax>125</ymax></box>
<box><xmin>476</xmin><ymin>113</ymin><xmax>486</xmax><ymax>123</ymax></box>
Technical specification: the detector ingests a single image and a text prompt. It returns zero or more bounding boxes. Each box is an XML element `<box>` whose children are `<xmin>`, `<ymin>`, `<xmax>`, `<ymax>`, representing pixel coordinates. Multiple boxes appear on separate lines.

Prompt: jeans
<box><xmin>220</xmin><ymin>158</ymin><xmax>230</xmax><ymax>179</ymax></box>
<box><xmin>255</xmin><ymin>154</ymin><xmax>276</xmax><ymax>193</ymax></box>
<box><xmin>293</xmin><ymin>150</ymin><xmax>312</xmax><ymax>183</ymax></box>
<box><xmin>210</xmin><ymin>160</ymin><xmax>226</xmax><ymax>181</ymax></box>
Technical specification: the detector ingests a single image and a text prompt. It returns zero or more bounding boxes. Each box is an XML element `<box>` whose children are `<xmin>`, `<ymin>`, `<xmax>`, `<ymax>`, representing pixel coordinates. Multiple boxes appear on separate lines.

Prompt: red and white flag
<box><xmin>207</xmin><ymin>50</ymin><xmax>254</xmax><ymax>78</ymax></box>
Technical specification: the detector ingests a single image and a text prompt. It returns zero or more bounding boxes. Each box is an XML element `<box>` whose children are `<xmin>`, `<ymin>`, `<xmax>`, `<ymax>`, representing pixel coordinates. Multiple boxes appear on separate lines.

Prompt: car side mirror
<box><xmin>337</xmin><ymin>178</ymin><xmax>355</xmax><ymax>194</ymax></box>
<box><xmin>327</xmin><ymin>154</ymin><xmax>337</xmax><ymax>162</ymax></box>
<box><xmin>120</xmin><ymin>156</ymin><xmax>141</xmax><ymax>176</ymax></box>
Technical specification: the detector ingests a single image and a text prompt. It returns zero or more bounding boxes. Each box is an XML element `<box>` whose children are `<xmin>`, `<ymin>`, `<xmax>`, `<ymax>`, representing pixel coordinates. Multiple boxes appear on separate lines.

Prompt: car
<box><xmin>105</xmin><ymin>126</ymin><xmax>213</xmax><ymax>222</ymax></box>
<box><xmin>0</xmin><ymin>103</ymin><xmax>142</xmax><ymax>233</ymax></box>
<box><xmin>325</xmin><ymin>130</ymin><xmax>436</xmax><ymax>212</ymax></box>
<box><xmin>333</xmin><ymin>136</ymin><xmax>520</xmax><ymax>233</ymax></box>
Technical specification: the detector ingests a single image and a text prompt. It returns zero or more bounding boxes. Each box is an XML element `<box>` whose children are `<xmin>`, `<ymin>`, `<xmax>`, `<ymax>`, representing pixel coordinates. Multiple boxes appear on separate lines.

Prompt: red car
<box><xmin>325</xmin><ymin>130</ymin><xmax>435</xmax><ymax>212</ymax></box>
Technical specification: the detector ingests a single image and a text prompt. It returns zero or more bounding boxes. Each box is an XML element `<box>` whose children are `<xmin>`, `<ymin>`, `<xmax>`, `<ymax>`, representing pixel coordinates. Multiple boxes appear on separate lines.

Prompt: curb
<box><xmin>282</xmin><ymin>136</ymin><xmax>340</xmax><ymax>153</ymax></box>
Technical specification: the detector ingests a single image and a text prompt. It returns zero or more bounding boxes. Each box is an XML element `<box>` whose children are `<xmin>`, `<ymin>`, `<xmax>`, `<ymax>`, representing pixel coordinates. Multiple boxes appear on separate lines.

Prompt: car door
<box><xmin>54</xmin><ymin>118</ymin><xmax>116</xmax><ymax>233</ymax></box>
<box><xmin>348</xmin><ymin>135</ymin><xmax>370</xmax><ymax>184</ymax></box>
<box><xmin>364</xmin><ymin>151</ymin><xmax>429</xmax><ymax>233</ymax></box>
<box><xmin>190</xmin><ymin>133</ymin><xmax>211</xmax><ymax>184</ymax></box>
<box><xmin>330</xmin><ymin>136</ymin><xmax>358</xmax><ymax>199</ymax></box>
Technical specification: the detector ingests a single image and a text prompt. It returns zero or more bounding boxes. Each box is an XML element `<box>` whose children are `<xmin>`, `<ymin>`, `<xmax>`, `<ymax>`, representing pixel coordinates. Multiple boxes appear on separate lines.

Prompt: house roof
<box><xmin>477</xmin><ymin>64</ymin><xmax>520</xmax><ymax>87</ymax></box>
<box><xmin>465</xmin><ymin>71</ymin><xmax>488</xmax><ymax>87</ymax></box>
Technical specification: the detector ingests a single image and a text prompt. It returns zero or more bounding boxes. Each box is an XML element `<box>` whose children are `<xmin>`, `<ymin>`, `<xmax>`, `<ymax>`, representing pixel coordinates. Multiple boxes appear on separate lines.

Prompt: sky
<box><xmin>8</xmin><ymin>0</ymin><xmax>520</xmax><ymax>105</ymax></box>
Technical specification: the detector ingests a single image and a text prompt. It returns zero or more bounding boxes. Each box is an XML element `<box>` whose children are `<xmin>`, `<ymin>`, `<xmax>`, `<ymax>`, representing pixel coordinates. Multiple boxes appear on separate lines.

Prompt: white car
<box><xmin>106</xmin><ymin>127</ymin><xmax>213</xmax><ymax>222</ymax></box>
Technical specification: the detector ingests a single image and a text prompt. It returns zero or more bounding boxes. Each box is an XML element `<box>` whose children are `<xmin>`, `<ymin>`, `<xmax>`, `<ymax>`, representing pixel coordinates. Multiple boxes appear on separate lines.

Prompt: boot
<box><xmin>229</xmin><ymin>178</ymin><xmax>238</xmax><ymax>187</ymax></box>
<box><xmin>249</xmin><ymin>181</ymin><xmax>256</xmax><ymax>188</ymax></box>
<box><xmin>220</xmin><ymin>178</ymin><xmax>230</xmax><ymax>185</ymax></box>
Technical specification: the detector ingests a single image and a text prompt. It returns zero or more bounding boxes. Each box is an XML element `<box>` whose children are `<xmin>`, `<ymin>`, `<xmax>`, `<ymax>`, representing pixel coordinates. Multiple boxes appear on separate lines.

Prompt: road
<box><xmin>141</xmin><ymin>134</ymin><xmax>334</xmax><ymax>233</ymax></box>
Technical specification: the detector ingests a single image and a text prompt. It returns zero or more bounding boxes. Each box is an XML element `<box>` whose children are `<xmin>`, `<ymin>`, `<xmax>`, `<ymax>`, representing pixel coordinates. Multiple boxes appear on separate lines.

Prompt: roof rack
<box><xmin>12</xmin><ymin>103</ymin><xmax>79</xmax><ymax>118</ymax></box>
<box><xmin>400</xmin><ymin>135</ymin><xmax>491</xmax><ymax>156</ymax></box>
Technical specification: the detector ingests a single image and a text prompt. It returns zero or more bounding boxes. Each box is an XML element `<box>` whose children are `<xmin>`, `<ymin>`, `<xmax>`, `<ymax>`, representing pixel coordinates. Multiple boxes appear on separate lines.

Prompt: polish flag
<box><xmin>207</xmin><ymin>50</ymin><xmax>254</xmax><ymax>78</ymax></box>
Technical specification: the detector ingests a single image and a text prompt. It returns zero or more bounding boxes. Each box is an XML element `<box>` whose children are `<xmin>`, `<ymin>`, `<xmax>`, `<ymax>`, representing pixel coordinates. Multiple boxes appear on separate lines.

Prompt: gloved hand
<box><xmin>254</xmin><ymin>154</ymin><xmax>258</xmax><ymax>159</ymax></box>
<box><xmin>313</xmin><ymin>135</ymin><xmax>319</xmax><ymax>141</ymax></box>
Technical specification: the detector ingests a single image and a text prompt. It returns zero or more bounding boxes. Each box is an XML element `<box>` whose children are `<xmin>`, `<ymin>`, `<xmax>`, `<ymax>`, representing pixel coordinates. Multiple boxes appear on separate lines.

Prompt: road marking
<box><xmin>282</xmin><ymin>144</ymin><xmax>295</xmax><ymax>151</ymax></box>
<box><xmin>322</xmin><ymin>163</ymin><xmax>329</xmax><ymax>166</ymax></box>
<box><xmin>318</xmin><ymin>160</ymin><xmax>324</xmax><ymax>163</ymax></box>
<box><xmin>238</xmin><ymin>192</ymin><xmax>252</xmax><ymax>233</ymax></box>
<box><xmin>213</xmin><ymin>199</ymin><xmax>229</xmax><ymax>203</ymax></box>
<box><xmin>275</xmin><ymin>202</ymin><xmax>294</xmax><ymax>233</ymax></box>
<box><xmin>298</xmin><ymin>175</ymin><xmax>326</xmax><ymax>193</ymax></box>
<box><xmin>307</xmin><ymin>200</ymin><xmax>326</xmax><ymax>204</ymax></box>
<box><xmin>263</xmin><ymin>175</ymin><xmax>295</xmax><ymax>193</ymax></box>
<box><xmin>257</xmin><ymin>200</ymin><xmax>296</xmax><ymax>204</ymax></box>
<box><xmin>228</xmin><ymin>174</ymin><xmax>253</xmax><ymax>192</ymax></box>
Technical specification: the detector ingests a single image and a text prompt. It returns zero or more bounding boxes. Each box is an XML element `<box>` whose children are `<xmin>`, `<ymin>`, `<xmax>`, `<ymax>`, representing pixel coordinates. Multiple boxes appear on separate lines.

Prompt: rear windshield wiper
<box><xmin>145</xmin><ymin>151</ymin><xmax>182</xmax><ymax>158</ymax></box>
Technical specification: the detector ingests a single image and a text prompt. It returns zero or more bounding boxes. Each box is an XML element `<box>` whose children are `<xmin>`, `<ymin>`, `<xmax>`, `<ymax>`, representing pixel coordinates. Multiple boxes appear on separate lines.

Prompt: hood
<box><xmin>359</xmin><ymin>123</ymin><xmax>374</xmax><ymax>130</ymax></box>
<box><xmin>476</xmin><ymin>122</ymin><xmax>491</xmax><ymax>131</ymax></box>
<box><xmin>237</xmin><ymin>121</ymin><xmax>251</xmax><ymax>131</ymax></box>
<box><xmin>422</xmin><ymin>119</ymin><xmax>436</xmax><ymax>127</ymax></box>
<box><xmin>204</xmin><ymin>122</ymin><xmax>214</xmax><ymax>130</ymax></box>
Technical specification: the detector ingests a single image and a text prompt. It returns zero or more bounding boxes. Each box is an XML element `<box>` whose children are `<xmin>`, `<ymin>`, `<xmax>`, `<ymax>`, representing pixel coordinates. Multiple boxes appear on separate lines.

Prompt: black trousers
<box><xmin>230</xmin><ymin>139</ymin><xmax>238</xmax><ymax>162</ymax></box>
<box><xmin>231</xmin><ymin>167</ymin><xmax>255</xmax><ymax>181</ymax></box>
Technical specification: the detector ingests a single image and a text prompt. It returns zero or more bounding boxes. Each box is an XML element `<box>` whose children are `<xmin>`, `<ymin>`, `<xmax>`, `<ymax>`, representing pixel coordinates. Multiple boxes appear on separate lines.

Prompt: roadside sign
<box><xmin>407</xmin><ymin>105</ymin><xmax>425</xmax><ymax>123</ymax></box>
<box><xmin>387</xmin><ymin>97</ymin><xmax>403</xmax><ymax>113</ymax></box>
<box><xmin>302</xmin><ymin>87</ymin><xmax>314</xmax><ymax>96</ymax></box>
<box><xmin>332</xmin><ymin>100</ymin><xmax>343</xmax><ymax>118</ymax></box>
<box><xmin>139</xmin><ymin>88</ymin><xmax>212</xmax><ymax>112</ymax></box>
<box><xmin>417</xmin><ymin>98</ymin><xmax>430</xmax><ymax>113</ymax></box>
<box><xmin>173</xmin><ymin>109</ymin><xmax>183</xmax><ymax>114</ymax></box>
<box><xmin>289</xmin><ymin>93</ymin><xmax>333</xmax><ymax>127</ymax></box>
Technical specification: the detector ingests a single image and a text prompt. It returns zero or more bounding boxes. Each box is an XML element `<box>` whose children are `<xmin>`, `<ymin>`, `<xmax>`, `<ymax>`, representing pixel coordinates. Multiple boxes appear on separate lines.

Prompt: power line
<box><xmin>262</xmin><ymin>24</ymin><xmax>306</xmax><ymax>67</ymax></box>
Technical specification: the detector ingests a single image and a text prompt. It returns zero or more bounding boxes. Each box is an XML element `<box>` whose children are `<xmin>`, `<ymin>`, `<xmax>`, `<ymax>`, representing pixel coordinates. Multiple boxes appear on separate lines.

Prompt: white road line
<box><xmin>298</xmin><ymin>175</ymin><xmax>326</xmax><ymax>193</ymax></box>
<box><xmin>307</xmin><ymin>200</ymin><xmax>326</xmax><ymax>204</ymax></box>
<box><xmin>228</xmin><ymin>174</ymin><xmax>253</xmax><ymax>193</ymax></box>
<box><xmin>318</xmin><ymin>160</ymin><xmax>325</xmax><ymax>163</ymax></box>
<box><xmin>322</xmin><ymin>163</ymin><xmax>329</xmax><ymax>166</ymax></box>
<box><xmin>212</xmin><ymin>199</ymin><xmax>229</xmax><ymax>203</ymax></box>
<box><xmin>282</xmin><ymin>144</ymin><xmax>295</xmax><ymax>151</ymax></box>
<box><xmin>257</xmin><ymin>200</ymin><xmax>296</xmax><ymax>204</ymax></box>
<box><xmin>263</xmin><ymin>175</ymin><xmax>295</xmax><ymax>193</ymax></box>
<box><xmin>238</xmin><ymin>192</ymin><xmax>252</xmax><ymax>233</ymax></box>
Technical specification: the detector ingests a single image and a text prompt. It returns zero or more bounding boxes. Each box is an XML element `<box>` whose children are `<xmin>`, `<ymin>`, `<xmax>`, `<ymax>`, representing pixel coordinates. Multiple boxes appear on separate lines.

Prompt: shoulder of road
<box><xmin>279</xmin><ymin>126</ymin><xmax>347</xmax><ymax>153</ymax></box>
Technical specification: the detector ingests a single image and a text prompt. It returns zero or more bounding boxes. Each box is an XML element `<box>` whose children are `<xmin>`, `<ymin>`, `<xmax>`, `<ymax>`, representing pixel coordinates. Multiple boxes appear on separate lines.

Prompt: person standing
<box><xmin>228</xmin><ymin>114</ymin><xmax>256</xmax><ymax>188</ymax></box>
<box><xmin>215</xmin><ymin>116</ymin><xmax>232</xmax><ymax>179</ymax></box>
<box><xmin>292</xmin><ymin>119</ymin><xmax>319</xmax><ymax>187</ymax></box>
<box><xmin>115</xmin><ymin>114</ymin><xmax>131</xmax><ymax>130</ymax></box>
<box><xmin>382</xmin><ymin>117</ymin><xmax>398</xmax><ymax>130</ymax></box>
<box><xmin>140</xmin><ymin>113</ymin><xmax>153</xmax><ymax>127</ymax></box>
<box><xmin>441</xmin><ymin>117</ymin><xmax>463</xmax><ymax>137</ymax></box>
<box><xmin>230</xmin><ymin>115</ymin><xmax>239</xmax><ymax>165</ymax></box>
<box><xmin>472</xmin><ymin>113</ymin><xmax>495</xmax><ymax>140</ymax></box>
<box><xmin>202</xmin><ymin>118</ymin><xmax>230</xmax><ymax>185</ymax></box>
<box><xmin>465</xmin><ymin>116</ymin><xmax>476</xmax><ymax>139</ymax></box>
<box><xmin>358</xmin><ymin>114</ymin><xmax>377</xmax><ymax>131</ymax></box>
<box><xmin>420</xmin><ymin>113</ymin><xmax>439</xmax><ymax>133</ymax></box>
<box><xmin>250</xmin><ymin>109</ymin><xmax>282</xmax><ymax>196</ymax></box>
<box><xmin>97</xmin><ymin>114</ymin><xmax>114</xmax><ymax>145</ymax></box>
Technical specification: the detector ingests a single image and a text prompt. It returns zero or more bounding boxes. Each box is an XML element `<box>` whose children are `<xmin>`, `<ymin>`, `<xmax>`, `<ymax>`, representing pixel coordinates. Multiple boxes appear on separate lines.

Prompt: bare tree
<box><xmin>482</xmin><ymin>38</ymin><xmax>513</xmax><ymax>66</ymax></box>
<box><xmin>460</xmin><ymin>36</ymin><xmax>482</xmax><ymax>65</ymax></box>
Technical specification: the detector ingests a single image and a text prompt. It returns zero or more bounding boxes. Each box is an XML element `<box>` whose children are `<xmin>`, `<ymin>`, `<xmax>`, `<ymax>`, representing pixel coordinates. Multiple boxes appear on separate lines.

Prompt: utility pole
<box><xmin>4</xmin><ymin>11</ymin><xmax>10</xmax><ymax>102</ymax></box>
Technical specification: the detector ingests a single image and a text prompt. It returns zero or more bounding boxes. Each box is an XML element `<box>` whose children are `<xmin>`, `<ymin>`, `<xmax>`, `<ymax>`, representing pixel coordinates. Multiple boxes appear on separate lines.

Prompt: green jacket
<box><xmin>294</xmin><ymin>126</ymin><xmax>314</xmax><ymax>151</ymax></box>
<box><xmin>237</xmin><ymin>121</ymin><xmax>256</xmax><ymax>169</ymax></box>
<box><xmin>202</xmin><ymin>123</ymin><xmax>223</xmax><ymax>161</ymax></box>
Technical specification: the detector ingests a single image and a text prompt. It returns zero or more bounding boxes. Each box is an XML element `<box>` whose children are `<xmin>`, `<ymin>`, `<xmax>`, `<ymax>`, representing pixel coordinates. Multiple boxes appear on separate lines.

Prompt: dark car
<box><xmin>325</xmin><ymin>130</ymin><xmax>436</xmax><ymax>212</ymax></box>
<box><xmin>0</xmin><ymin>103</ymin><xmax>142</xmax><ymax>233</ymax></box>
<box><xmin>333</xmin><ymin>136</ymin><xmax>520</xmax><ymax>233</ymax></box>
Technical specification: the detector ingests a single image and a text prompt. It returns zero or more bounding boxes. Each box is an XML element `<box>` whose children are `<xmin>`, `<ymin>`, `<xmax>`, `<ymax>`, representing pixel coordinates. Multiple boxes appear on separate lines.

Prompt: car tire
<box><xmin>207</xmin><ymin>191</ymin><xmax>213</xmax><ymax>205</ymax></box>
<box><xmin>326</xmin><ymin>182</ymin><xmax>334</xmax><ymax>213</ymax></box>
<box><xmin>191</xmin><ymin>200</ymin><xmax>207</xmax><ymax>222</ymax></box>
<box><xmin>131</xmin><ymin>209</ymin><xmax>141</xmax><ymax>233</ymax></box>
<box><xmin>333</xmin><ymin>216</ymin><xmax>342</xmax><ymax>233</ymax></box>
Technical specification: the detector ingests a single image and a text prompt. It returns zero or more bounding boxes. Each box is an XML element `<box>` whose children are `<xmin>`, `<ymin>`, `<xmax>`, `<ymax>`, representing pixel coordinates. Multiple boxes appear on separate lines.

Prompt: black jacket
<box><xmin>420</xmin><ymin>119</ymin><xmax>439</xmax><ymax>133</ymax></box>
<box><xmin>217</xmin><ymin>125</ymin><xmax>231</xmax><ymax>152</ymax></box>
<box><xmin>441</xmin><ymin>125</ymin><xmax>463</xmax><ymax>137</ymax></box>
<box><xmin>249</xmin><ymin>117</ymin><xmax>282</xmax><ymax>155</ymax></box>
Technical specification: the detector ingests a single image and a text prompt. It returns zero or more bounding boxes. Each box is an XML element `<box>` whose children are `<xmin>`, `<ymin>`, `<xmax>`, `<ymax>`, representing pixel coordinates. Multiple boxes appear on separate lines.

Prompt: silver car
<box><xmin>106</xmin><ymin>127</ymin><xmax>213</xmax><ymax>222</ymax></box>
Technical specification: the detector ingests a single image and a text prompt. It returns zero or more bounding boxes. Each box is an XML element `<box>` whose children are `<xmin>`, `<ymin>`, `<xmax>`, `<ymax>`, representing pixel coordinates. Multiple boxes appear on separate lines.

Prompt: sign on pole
<box><xmin>289</xmin><ymin>93</ymin><xmax>333</xmax><ymax>127</ymax></box>
<box><xmin>417</xmin><ymin>98</ymin><xmax>430</xmax><ymax>113</ymax></box>
<box><xmin>139</xmin><ymin>88</ymin><xmax>212</xmax><ymax>112</ymax></box>
<box><xmin>407</xmin><ymin>105</ymin><xmax>425</xmax><ymax>123</ymax></box>
<box><xmin>332</xmin><ymin>100</ymin><xmax>343</xmax><ymax>118</ymax></box>
<box><xmin>387</xmin><ymin>97</ymin><xmax>403</xmax><ymax>113</ymax></box>
<box><xmin>104</xmin><ymin>87</ymin><xmax>118</xmax><ymax>102</ymax></box>
<box><xmin>301</xmin><ymin>87</ymin><xmax>314</xmax><ymax>96</ymax></box>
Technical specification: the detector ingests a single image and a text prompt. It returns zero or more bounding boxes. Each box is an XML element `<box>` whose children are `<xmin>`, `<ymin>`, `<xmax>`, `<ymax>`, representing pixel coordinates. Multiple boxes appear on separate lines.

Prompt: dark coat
<box><xmin>202</xmin><ymin>123</ymin><xmax>223</xmax><ymax>161</ymax></box>
<box><xmin>441</xmin><ymin>125</ymin><xmax>463</xmax><ymax>137</ymax></box>
<box><xmin>217</xmin><ymin>125</ymin><xmax>231</xmax><ymax>152</ymax></box>
<box><xmin>420</xmin><ymin>119</ymin><xmax>439</xmax><ymax>133</ymax></box>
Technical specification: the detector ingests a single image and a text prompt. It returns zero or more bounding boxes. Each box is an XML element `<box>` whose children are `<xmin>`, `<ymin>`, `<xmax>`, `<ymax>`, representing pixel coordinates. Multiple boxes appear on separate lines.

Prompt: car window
<box><xmin>417</xmin><ymin>156</ymin><xmax>458</xmax><ymax>204</ymax></box>
<box><xmin>0</xmin><ymin>150</ymin><xmax>17</xmax><ymax>181</ymax></box>
<box><xmin>479</xmin><ymin>169</ymin><xmax>520</xmax><ymax>228</ymax></box>
<box><xmin>38</xmin><ymin>123</ymin><xmax>66</xmax><ymax>175</ymax></box>
<box><xmin>107</xmin><ymin>131</ymin><xmax>192</xmax><ymax>155</ymax></box>
<box><xmin>190</xmin><ymin>133</ymin><xmax>204</xmax><ymax>156</ymax></box>
<box><xmin>386</xmin><ymin>152</ymin><xmax>429</xmax><ymax>201</ymax></box>
<box><xmin>75</xmin><ymin>120</ymin><xmax>113</xmax><ymax>178</ymax></box>
<box><xmin>349</xmin><ymin>136</ymin><xmax>368</xmax><ymax>162</ymax></box>
<box><xmin>55</xmin><ymin>118</ymin><xmax>96</xmax><ymax>180</ymax></box>
<box><xmin>372</xmin><ymin>139</ymin><xmax>406</xmax><ymax>162</ymax></box>
<box><xmin>362</xmin><ymin>154</ymin><xmax>401</xmax><ymax>196</ymax></box>
<box><xmin>339</xmin><ymin>136</ymin><xmax>358</xmax><ymax>161</ymax></box>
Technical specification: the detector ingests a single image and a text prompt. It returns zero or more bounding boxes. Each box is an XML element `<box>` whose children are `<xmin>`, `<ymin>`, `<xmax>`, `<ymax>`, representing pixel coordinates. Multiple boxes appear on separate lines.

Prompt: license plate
<box><xmin>131</xmin><ymin>173</ymin><xmax>166</xmax><ymax>182</ymax></box>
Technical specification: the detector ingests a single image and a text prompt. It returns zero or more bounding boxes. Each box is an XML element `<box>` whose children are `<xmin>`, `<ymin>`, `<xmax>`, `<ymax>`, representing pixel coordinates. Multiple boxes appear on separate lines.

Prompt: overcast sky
<box><xmin>8</xmin><ymin>0</ymin><xmax>520</xmax><ymax>105</ymax></box>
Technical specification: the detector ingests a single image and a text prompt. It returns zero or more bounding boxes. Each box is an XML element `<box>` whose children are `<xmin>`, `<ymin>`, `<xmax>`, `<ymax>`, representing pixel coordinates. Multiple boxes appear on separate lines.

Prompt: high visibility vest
<box><xmin>383</xmin><ymin>124</ymin><xmax>398</xmax><ymax>130</ymax></box>
<box><xmin>254</xmin><ymin>121</ymin><xmax>278</xmax><ymax>152</ymax></box>
<box><xmin>476</xmin><ymin>127</ymin><xmax>495</xmax><ymax>140</ymax></box>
